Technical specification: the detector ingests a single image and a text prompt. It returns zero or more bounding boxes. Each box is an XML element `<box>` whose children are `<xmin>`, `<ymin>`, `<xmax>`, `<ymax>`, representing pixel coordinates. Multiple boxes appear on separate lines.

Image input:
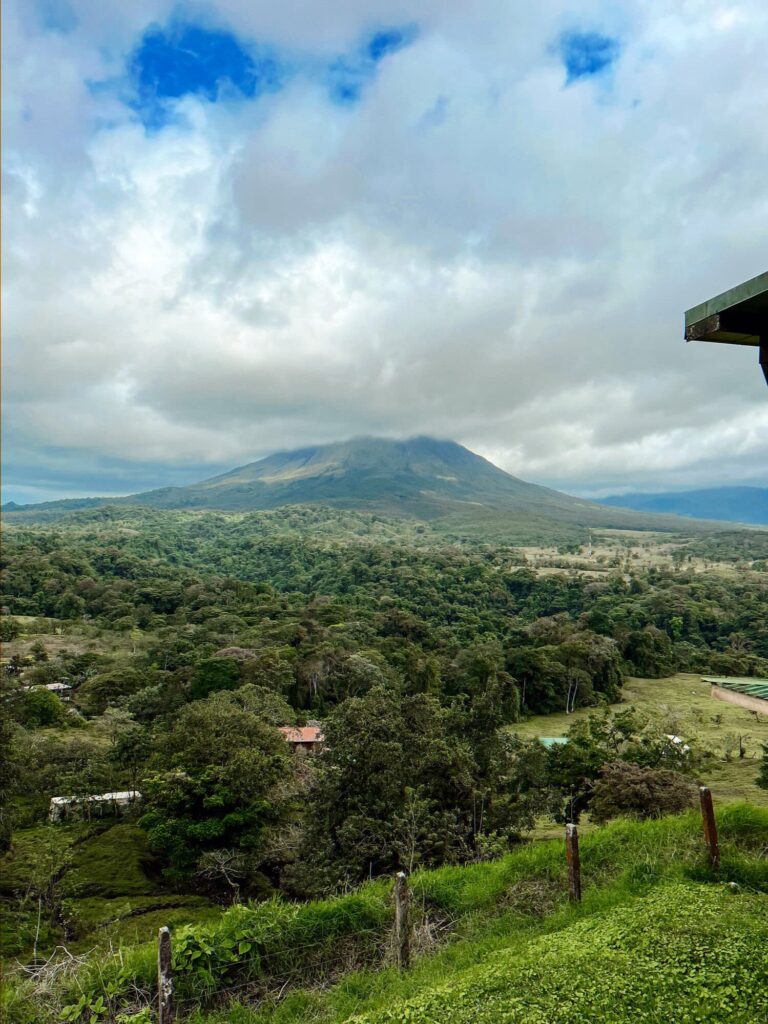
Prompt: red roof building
<box><xmin>279</xmin><ymin>725</ymin><xmax>324</xmax><ymax>752</ymax></box>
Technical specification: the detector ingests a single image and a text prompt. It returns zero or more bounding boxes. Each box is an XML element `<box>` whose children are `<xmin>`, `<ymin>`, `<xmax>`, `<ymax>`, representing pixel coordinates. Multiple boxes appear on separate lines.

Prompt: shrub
<box><xmin>15</xmin><ymin>688</ymin><xmax>65</xmax><ymax>728</ymax></box>
<box><xmin>589</xmin><ymin>761</ymin><xmax>695</xmax><ymax>823</ymax></box>
<box><xmin>757</xmin><ymin>744</ymin><xmax>768</xmax><ymax>791</ymax></box>
<box><xmin>0</xmin><ymin>617</ymin><xmax>20</xmax><ymax>642</ymax></box>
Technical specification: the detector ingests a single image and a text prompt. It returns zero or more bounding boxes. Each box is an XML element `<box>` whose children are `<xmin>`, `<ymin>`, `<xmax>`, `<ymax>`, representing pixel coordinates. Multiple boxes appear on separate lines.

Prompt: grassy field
<box><xmin>351</xmin><ymin>883</ymin><xmax>768</xmax><ymax>1024</ymax></box>
<box><xmin>512</xmin><ymin>672</ymin><xmax>768</xmax><ymax>808</ymax></box>
<box><xmin>518</xmin><ymin>528</ymin><xmax>766</xmax><ymax>579</ymax></box>
<box><xmin>0</xmin><ymin>822</ymin><xmax>220</xmax><ymax>959</ymax></box>
<box><xmin>3</xmin><ymin>618</ymin><xmax>135</xmax><ymax>660</ymax></box>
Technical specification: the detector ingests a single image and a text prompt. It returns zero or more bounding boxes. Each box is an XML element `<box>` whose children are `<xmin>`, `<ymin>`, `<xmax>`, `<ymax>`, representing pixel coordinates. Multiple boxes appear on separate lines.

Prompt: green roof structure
<box><xmin>703</xmin><ymin>676</ymin><xmax>768</xmax><ymax>702</ymax></box>
<box><xmin>685</xmin><ymin>271</ymin><xmax>768</xmax><ymax>385</ymax></box>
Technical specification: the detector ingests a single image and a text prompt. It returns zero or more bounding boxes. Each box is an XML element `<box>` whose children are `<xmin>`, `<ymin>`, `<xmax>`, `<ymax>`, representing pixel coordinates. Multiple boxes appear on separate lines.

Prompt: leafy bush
<box><xmin>589</xmin><ymin>761</ymin><xmax>696</xmax><ymax>823</ymax></box>
<box><xmin>0</xmin><ymin>616</ymin><xmax>20</xmax><ymax>642</ymax></box>
<box><xmin>14</xmin><ymin>687</ymin><xmax>65</xmax><ymax>728</ymax></box>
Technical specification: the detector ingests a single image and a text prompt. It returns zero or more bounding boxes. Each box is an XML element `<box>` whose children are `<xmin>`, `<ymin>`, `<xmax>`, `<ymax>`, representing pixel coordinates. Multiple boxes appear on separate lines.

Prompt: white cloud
<box><xmin>3</xmin><ymin>0</ymin><xmax>768</xmax><ymax>502</ymax></box>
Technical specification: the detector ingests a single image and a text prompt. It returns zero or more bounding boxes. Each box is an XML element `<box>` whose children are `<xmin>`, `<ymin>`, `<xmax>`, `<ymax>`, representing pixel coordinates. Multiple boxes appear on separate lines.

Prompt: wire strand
<box><xmin>172</xmin><ymin>928</ymin><xmax>386</xmax><ymax>976</ymax></box>
<box><xmin>174</xmin><ymin>950</ymin><xmax>383</xmax><ymax>1007</ymax></box>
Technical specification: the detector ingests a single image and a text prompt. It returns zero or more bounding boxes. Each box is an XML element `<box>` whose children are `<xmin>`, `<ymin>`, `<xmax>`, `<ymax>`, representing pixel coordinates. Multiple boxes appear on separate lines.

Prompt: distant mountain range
<box><xmin>601</xmin><ymin>486</ymin><xmax>768</xmax><ymax>525</ymax></box>
<box><xmin>0</xmin><ymin>436</ymin><xmax>745</xmax><ymax>536</ymax></box>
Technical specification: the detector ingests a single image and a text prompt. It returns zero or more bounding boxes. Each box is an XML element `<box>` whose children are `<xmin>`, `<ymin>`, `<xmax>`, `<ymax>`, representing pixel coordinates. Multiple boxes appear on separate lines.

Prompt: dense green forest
<box><xmin>1</xmin><ymin>509</ymin><xmax>767</xmax><ymax>921</ymax></box>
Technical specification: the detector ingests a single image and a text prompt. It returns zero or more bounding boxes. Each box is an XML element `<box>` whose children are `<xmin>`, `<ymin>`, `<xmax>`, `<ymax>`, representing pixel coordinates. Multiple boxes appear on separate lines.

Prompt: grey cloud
<box><xmin>3</xmin><ymin>0</ymin><xmax>768</xmax><ymax>503</ymax></box>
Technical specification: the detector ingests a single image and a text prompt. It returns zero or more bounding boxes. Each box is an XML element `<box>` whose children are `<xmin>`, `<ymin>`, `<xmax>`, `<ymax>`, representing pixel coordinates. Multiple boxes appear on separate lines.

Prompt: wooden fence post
<box><xmin>565</xmin><ymin>823</ymin><xmax>582</xmax><ymax>903</ymax></box>
<box><xmin>393</xmin><ymin>871</ymin><xmax>411</xmax><ymax>970</ymax></box>
<box><xmin>158</xmin><ymin>926</ymin><xmax>174</xmax><ymax>1024</ymax></box>
<box><xmin>699</xmin><ymin>786</ymin><xmax>720</xmax><ymax>871</ymax></box>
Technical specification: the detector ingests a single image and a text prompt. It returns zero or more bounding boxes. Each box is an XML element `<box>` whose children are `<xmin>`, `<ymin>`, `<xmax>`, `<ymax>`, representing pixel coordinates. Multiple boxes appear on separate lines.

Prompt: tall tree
<box><xmin>140</xmin><ymin>696</ymin><xmax>290</xmax><ymax>884</ymax></box>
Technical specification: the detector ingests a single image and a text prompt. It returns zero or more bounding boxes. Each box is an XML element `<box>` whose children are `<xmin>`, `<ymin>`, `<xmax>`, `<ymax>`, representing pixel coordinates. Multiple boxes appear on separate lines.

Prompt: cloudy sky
<box><xmin>3</xmin><ymin>0</ymin><xmax>767</xmax><ymax>505</ymax></box>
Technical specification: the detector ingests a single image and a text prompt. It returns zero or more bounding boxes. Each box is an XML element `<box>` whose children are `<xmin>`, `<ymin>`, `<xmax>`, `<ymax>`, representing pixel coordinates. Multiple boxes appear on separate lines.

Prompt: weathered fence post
<box><xmin>565</xmin><ymin>823</ymin><xmax>582</xmax><ymax>903</ymax></box>
<box><xmin>158</xmin><ymin>926</ymin><xmax>174</xmax><ymax>1024</ymax></box>
<box><xmin>699</xmin><ymin>786</ymin><xmax>720</xmax><ymax>871</ymax></box>
<box><xmin>394</xmin><ymin>871</ymin><xmax>411</xmax><ymax>970</ymax></box>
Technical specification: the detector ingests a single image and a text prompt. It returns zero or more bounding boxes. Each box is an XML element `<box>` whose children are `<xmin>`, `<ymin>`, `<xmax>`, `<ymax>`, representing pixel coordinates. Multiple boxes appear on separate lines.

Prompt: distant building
<box><xmin>44</xmin><ymin>682</ymin><xmax>72</xmax><ymax>699</ymax></box>
<box><xmin>279</xmin><ymin>725</ymin><xmax>324</xmax><ymax>752</ymax></box>
<box><xmin>22</xmin><ymin>682</ymin><xmax>73</xmax><ymax>700</ymax></box>
<box><xmin>49</xmin><ymin>790</ymin><xmax>141</xmax><ymax>823</ymax></box>
<box><xmin>704</xmin><ymin>676</ymin><xmax>768</xmax><ymax>716</ymax></box>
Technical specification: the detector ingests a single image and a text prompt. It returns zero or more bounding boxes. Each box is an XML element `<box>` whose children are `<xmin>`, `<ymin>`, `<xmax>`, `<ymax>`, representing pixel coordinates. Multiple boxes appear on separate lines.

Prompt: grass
<box><xmin>61</xmin><ymin>824</ymin><xmax>159</xmax><ymax>898</ymax></box>
<box><xmin>512</xmin><ymin>672</ymin><xmax>768</xmax><ymax>807</ymax></box>
<box><xmin>185</xmin><ymin>806</ymin><xmax>768</xmax><ymax>1024</ymax></box>
<box><xmin>0</xmin><ymin>824</ymin><xmax>88</xmax><ymax>897</ymax></box>
<box><xmin>4</xmin><ymin>805</ymin><xmax>767</xmax><ymax>1024</ymax></box>
<box><xmin>65</xmin><ymin>895</ymin><xmax>221</xmax><ymax>947</ymax></box>
<box><xmin>2</xmin><ymin>620</ymin><xmax>133</xmax><ymax>660</ymax></box>
<box><xmin>352</xmin><ymin>883</ymin><xmax>768</xmax><ymax>1023</ymax></box>
<box><xmin>0</xmin><ymin>822</ymin><xmax>221</xmax><ymax>959</ymax></box>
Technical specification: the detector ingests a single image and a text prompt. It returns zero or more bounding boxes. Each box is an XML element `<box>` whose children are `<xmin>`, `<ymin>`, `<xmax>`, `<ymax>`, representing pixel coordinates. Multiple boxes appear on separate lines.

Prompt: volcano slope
<box><xmin>2</xmin><ymin>436</ymin><xmax>731</xmax><ymax>544</ymax></box>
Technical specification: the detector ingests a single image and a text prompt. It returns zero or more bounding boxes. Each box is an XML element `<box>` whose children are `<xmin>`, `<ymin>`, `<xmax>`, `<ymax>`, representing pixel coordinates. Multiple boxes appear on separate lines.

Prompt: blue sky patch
<box><xmin>327</xmin><ymin>24</ymin><xmax>417</xmax><ymax>106</ymax></box>
<box><xmin>367</xmin><ymin>26</ymin><xmax>415</xmax><ymax>62</ymax></box>
<box><xmin>559</xmin><ymin>31</ymin><xmax>620</xmax><ymax>84</ymax></box>
<box><xmin>129</xmin><ymin>22</ymin><xmax>284</xmax><ymax>128</ymax></box>
<box><xmin>124</xmin><ymin>19</ymin><xmax>417</xmax><ymax>127</ymax></box>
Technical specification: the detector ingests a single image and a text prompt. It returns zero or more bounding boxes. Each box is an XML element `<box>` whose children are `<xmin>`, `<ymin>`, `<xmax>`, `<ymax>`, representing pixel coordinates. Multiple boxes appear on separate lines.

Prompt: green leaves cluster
<box><xmin>139</xmin><ymin>698</ymin><xmax>291</xmax><ymax>881</ymax></box>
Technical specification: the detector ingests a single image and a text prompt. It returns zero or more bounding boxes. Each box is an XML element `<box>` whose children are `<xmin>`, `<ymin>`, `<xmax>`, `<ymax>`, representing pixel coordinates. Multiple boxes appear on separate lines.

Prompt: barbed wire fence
<box><xmin>33</xmin><ymin>788</ymin><xmax>720</xmax><ymax>1022</ymax></box>
<box><xmin>155</xmin><ymin>873</ymin><xmax>413</xmax><ymax>1023</ymax></box>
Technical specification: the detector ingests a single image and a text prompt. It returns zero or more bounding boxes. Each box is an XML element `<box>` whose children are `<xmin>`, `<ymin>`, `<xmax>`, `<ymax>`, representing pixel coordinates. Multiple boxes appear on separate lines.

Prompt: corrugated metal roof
<box><xmin>686</xmin><ymin>272</ymin><xmax>768</xmax><ymax>329</ymax></box>
<box><xmin>703</xmin><ymin>676</ymin><xmax>768</xmax><ymax>702</ymax></box>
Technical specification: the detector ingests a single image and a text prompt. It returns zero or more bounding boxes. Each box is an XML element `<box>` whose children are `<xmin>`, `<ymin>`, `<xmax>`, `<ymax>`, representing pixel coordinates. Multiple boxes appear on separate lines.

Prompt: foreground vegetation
<box><xmin>351</xmin><ymin>883</ymin><xmax>768</xmax><ymax>1024</ymax></box>
<box><xmin>3</xmin><ymin>806</ymin><xmax>767</xmax><ymax>1024</ymax></box>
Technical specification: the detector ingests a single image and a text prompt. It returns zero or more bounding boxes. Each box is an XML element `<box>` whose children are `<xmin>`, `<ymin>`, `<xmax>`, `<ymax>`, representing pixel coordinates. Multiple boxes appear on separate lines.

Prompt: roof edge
<box><xmin>685</xmin><ymin>271</ymin><xmax>768</xmax><ymax>327</ymax></box>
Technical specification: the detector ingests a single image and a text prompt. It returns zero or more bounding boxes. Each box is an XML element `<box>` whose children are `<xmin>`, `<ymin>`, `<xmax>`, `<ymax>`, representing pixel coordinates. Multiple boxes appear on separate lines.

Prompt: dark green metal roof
<box><xmin>703</xmin><ymin>676</ymin><xmax>768</xmax><ymax>702</ymax></box>
<box><xmin>685</xmin><ymin>272</ymin><xmax>768</xmax><ymax>384</ymax></box>
<box><xmin>685</xmin><ymin>271</ymin><xmax>768</xmax><ymax>348</ymax></box>
<box><xmin>685</xmin><ymin>272</ymin><xmax>768</xmax><ymax>334</ymax></box>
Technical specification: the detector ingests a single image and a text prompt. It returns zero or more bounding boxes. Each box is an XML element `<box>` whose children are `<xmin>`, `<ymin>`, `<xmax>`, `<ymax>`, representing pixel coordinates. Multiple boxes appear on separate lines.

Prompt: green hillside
<box><xmin>355</xmin><ymin>883</ymin><xmax>768</xmax><ymax>1024</ymax></box>
<box><xmin>2</xmin><ymin>437</ymin><xmax>723</xmax><ymax>538</ymax></box>
<box><xmin>4</xmin><ymin>807</ymin><xmax>768</xmax><ymax>1024</ymax></box>
<box><xmin>4</xmin><ymin>503</ymin><xmax>768</xmax><ymax>1024</ymax></box>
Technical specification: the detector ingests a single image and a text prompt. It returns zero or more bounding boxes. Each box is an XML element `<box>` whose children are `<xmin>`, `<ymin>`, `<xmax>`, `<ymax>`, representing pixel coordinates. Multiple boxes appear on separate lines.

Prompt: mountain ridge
<box><xmin>602</xmin><ymin>485</ymin><xmax>768</xmax><ymax>525</ymax></box>
<box><xmin>0</xmin><ymin>436</ymin><xmax>738</xmax><ymax>534</ymax></box>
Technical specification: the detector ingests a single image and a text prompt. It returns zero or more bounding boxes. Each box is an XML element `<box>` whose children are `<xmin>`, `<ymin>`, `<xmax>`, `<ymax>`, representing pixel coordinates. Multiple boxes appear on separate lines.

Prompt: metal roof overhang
<box><xmin>685</xmin><ymin>271</ymin><xmax>768</xmax><ymax>385</ymax></box>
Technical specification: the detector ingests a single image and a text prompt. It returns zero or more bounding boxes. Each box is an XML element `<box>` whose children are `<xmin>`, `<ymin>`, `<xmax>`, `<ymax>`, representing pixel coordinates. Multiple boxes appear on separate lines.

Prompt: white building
<box><xmin>49</xmin><ymin>790</ymin><xmax>141</xmax><ymax>823</ymax></box>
